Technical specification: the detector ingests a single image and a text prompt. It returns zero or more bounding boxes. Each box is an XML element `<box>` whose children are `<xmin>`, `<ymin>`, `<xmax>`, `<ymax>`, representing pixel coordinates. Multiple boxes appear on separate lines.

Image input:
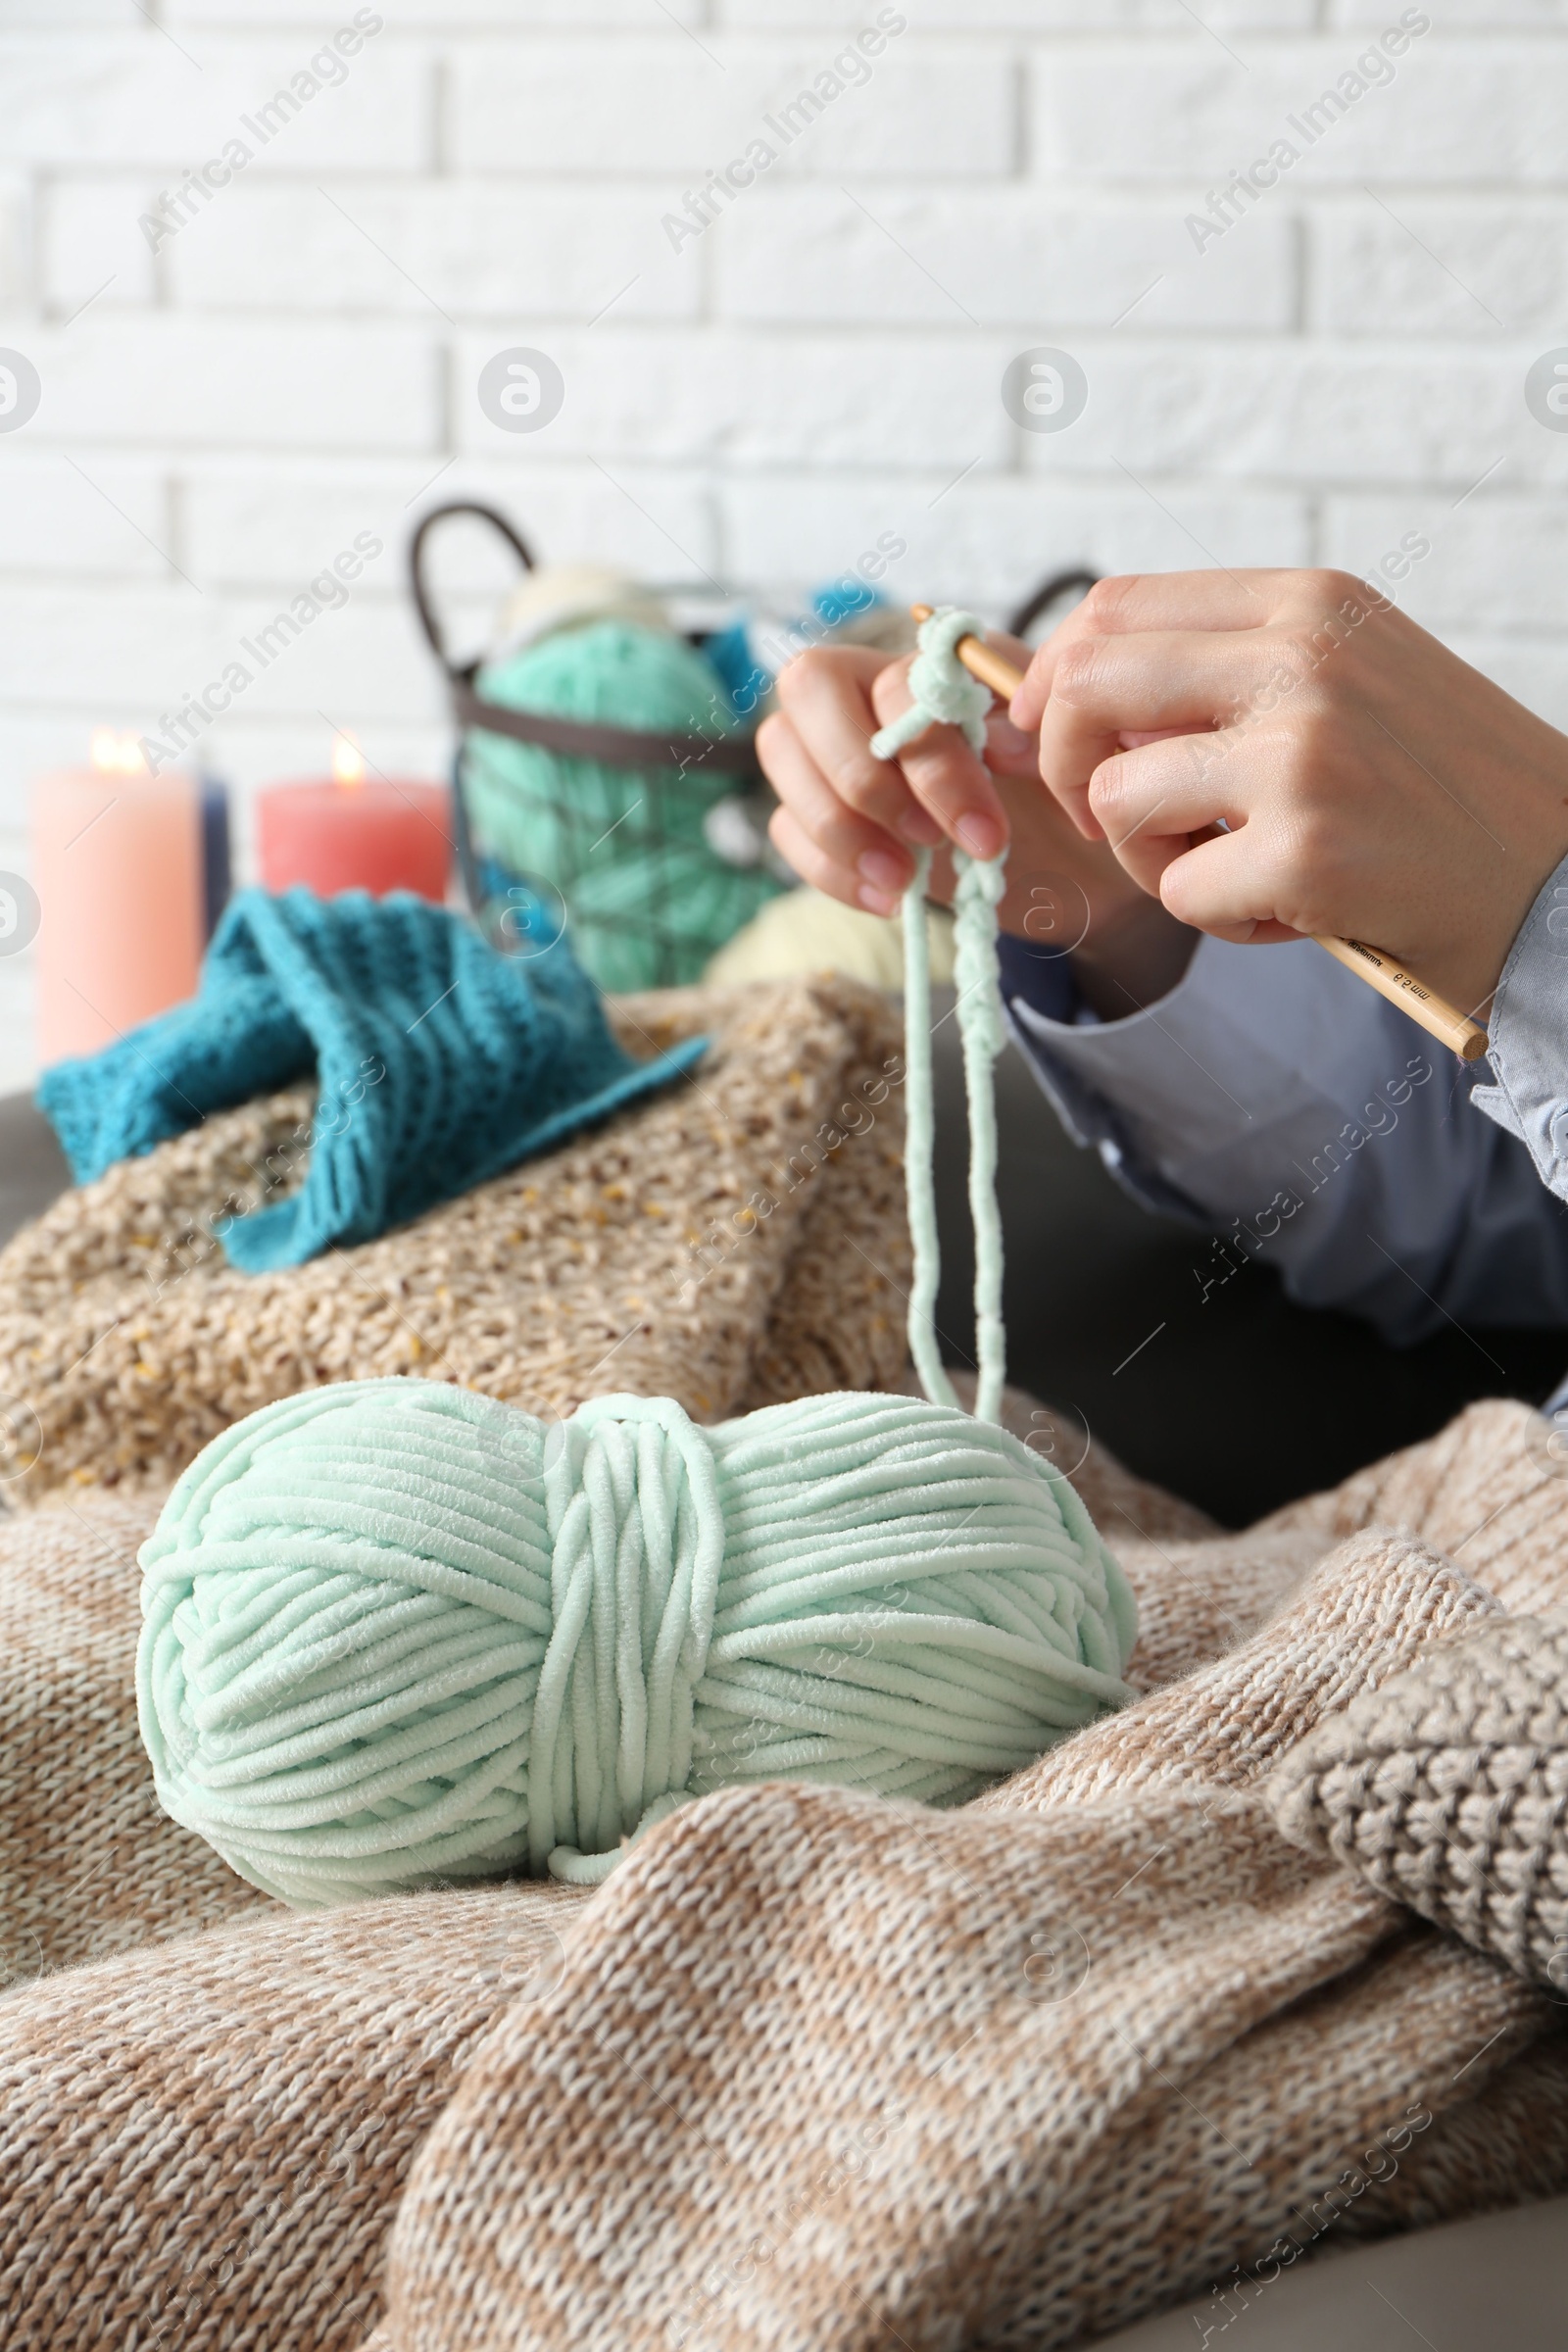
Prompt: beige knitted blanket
<box><xmin>4</xmin><ymin>1391</ymin><xmax>1568</xmax><ymax>2349</ymax></box>
<box><xmin>0</xmin><ymin>976</ymin><xmax>910</xmax><ymax>1506</ymax></box>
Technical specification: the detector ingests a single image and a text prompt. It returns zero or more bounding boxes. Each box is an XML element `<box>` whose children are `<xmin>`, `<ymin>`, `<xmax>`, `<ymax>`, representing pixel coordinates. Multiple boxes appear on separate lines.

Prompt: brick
<box><xmin>0</xmin><ymin>39</ymin><xmax>190</xmax><ymax>167</ymax></box>
<box><xmin>40</xmin><ymin>178</ymin><xmax>159</xmax><ymax>316</ymax></box>
<box><xmin>1015</xmin><ymin>342</ymin><xmax>1568</xmax><ymax>489</ymax></box>
<box><xmin>203</xmin><ymin>592</ymin><xmax>447</xmax><ymax>728</ymax></box>
<box><xmin>187</xmin><ymin>490</ymin><xmax>402</xmax><ymax>598</ymax></box>
<box><xmin>419</xmin><ymin>464</ymin><xmax>720</xmax><ymax>590</ymax></box>
<box><xmin>1029</xmin><ymin>39</ymin><xmax>1568</xmax><ymax>187</ymax></box>
<box><xmin>171</xmin><ymin>0</ymin><xmax>704</xmax><ymax>21</ymax></box>
<box><xmin>1321</xmin><ymin>491</ymin><xmax>1568</xmax><ymax>630</ymax></box>
<box><xmin>168</xmin><ymin>180</ymin><xmax>696</xmax><ymax>322</ymax></box>
<box><xmin>208</xmin><ymin>37</ymin><xmax>431</xmax><ymax>175</ymax></box>
<box><xmin>457</xmin><ymin>327</ymin><xmax>1011</xmax><ymax>471</ymax></box>
<box><xmin>0</xmin><ymin>32</ymin><xmax>428</xmax><ymax>172</ymax></box>
<box><xmin>1313</xmin><ymin>202</ymin><xmax>1568</xmax><ymax>338</ymax></box>
<box><xmin>0</xmin><ymin>172</ymin><xmax>32</xmax><ymax>309</ymax></box>
<box><xmin>0</xmin><ymin>456</ymin><xmax>172</xmax><ymax>578</ymax></box>
<box><xmin>715</xmin><ymin>185</ymin><xmax>1297</xmax><ymax>330</ymax></box>
<box><xmin>0</xmin><ymin>582</ymin><xmax>222</xmax><ymax>707</ymax></box>
<box><xmin>182</xmin><ymin>465</ymin><xmax>441</xmax><ymax>590</ymax></box>
<box><xmin>451</xmin><ymin>38</ymin><xmax>1014</xmax><ymax>178</ymax></box>
<box><xmin>14</xmin><ymin>318</ymin><xmax>438</xmax><ymax>452</ymax></box>
<box><xmin>182</xmin><ymin>459</ymin><xmax>717</xmax><ymax>595</ymax></box>
<box><xmin>720</xmin><ymin>474</ymin><xmax>1312</xmax><ymax>614</ymax></box>
<box><xmin>0</xmin><ymin>0</ymin><xmax>124</xmax><ymax>20</ymax></box>
<box><xmin>720</xmin><ymin>1</ymin><xmax>1315</xmax><ymax>23</ymax></box>
<box><xmin>0</xmin><ymin>597</ymin><xmax>444</xmax><ymax>789</ymax></box>
<box><xmin>1334</xmin><ymin>0</ymin><xmax>1565</xmax><ymax>24</ymax></box>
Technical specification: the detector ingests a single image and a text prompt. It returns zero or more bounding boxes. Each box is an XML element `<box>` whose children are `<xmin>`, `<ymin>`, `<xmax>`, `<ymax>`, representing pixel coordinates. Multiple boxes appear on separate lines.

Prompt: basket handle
<box><xmin>1004</xmin><ymin>566</ymin><xmax>1099</xmax><ymax>642</ymax></box>
<box><xmin>451</xmin><ymin>677</ymin><xmax>764</xmax><ymax>777</ymax></box>
<box><xmin>409</xmin><ymin>501</ymin><xmax>535</xmax><ymax>680</ymax></box>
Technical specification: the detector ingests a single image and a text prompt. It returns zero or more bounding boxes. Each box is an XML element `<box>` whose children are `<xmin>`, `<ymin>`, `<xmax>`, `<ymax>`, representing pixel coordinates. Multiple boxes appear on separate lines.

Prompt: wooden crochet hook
<box><xmin>909</xmin><ymin>606</ymin><xmax>1490</xmax><ymax>1062</ymax></box>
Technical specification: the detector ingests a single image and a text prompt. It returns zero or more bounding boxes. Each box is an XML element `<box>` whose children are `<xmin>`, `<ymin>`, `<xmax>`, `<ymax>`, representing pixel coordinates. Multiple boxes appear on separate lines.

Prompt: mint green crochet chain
<box><xmin>870</xmin><ymin>607</ymin><xmax>1008</xmax><ymax>1426</ymax></box>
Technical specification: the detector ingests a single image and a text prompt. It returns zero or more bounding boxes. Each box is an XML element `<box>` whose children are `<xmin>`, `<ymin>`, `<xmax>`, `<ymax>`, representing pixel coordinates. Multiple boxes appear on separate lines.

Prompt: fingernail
<box><xmin>955</xmin><ymin>814</ymin><xmax>1004</xmax><ymax>860</ymax></box>
<box><xmin>858</xmin><ymin>883</ymin><xmax>900</xmax><ymax>918</ymax></box>
<box><xmin>858</xmin><ymin>848</ymin><xmax>908</xmax><ymax>894</ymax></box>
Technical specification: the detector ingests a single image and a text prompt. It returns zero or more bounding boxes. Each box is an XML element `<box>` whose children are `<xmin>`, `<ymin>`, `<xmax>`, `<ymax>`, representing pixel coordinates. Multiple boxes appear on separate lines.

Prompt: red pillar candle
<box><xmin>257</xmin><ymin>737</ymin><xmax>450</xmax><ymax>902</ymax></box>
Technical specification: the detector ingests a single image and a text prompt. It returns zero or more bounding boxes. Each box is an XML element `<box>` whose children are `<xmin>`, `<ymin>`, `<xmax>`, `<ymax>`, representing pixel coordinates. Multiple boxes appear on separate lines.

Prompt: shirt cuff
<box><xmin>1002</xmin><ymin>930</ymin><xmax>1427</xmax><ymax>1224</ymax></box>
<box><xmin>1470</xmin><ymin>850</ymin><xmax>1568</xmax><ymax>1200</ymax></box>
<box><xmin>995</xmin><ymin>930</ymin><xmax>1083</xmax><ymax>1030</ymax></box>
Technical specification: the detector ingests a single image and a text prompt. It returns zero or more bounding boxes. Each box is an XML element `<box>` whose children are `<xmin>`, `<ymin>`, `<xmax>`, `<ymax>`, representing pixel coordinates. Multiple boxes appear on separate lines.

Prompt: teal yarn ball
<box><xmin>136</xmin><ymin>1380</ymin><xmax>1137</xmax><ymax>1908</ymax></box>
<box><xmin>465</xmin><ymin>619</ymin><xmax>783</xmax><ymax>993</ymax></box>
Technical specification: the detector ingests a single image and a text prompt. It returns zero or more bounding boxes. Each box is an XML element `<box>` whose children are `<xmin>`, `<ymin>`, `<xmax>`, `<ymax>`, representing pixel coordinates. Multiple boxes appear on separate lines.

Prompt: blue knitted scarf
<box><xmin>36</xmin><ymin>887</ymin><xmax>706</xmax><ymax>1271</ymax></box>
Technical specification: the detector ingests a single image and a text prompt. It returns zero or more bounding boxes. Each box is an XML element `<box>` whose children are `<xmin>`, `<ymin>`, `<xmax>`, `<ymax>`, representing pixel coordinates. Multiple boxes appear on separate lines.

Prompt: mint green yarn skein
<box><xmin>136</xmin><ymin>1377</ymin><xmax>1136</xmax><ymax>1908</ymax></box>
<box><xmin>465</xmin><ymin>619</ymin><xmax>783</xmax><ymax>993</ymax></box>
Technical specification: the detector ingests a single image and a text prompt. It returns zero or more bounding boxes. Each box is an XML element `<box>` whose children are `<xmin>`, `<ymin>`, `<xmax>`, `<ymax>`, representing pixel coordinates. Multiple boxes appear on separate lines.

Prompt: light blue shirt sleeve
<box><xmin>1469</xmin><ymin>852</ymin><xmax>1568</xmax><ymax>1200</ymax></box>
<box><xmin>1004</xmin><ymin>925</ymin><xmax>1568</xmax><ymax>1345</ymax></box>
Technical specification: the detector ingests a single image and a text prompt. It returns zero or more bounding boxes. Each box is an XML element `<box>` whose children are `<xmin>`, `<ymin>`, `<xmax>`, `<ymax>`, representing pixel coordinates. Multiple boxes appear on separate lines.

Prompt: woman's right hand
<box><xmin>758</xmin><ymin>638</ymin><xmax>1200</xmax><ymax>1015</ymax></box>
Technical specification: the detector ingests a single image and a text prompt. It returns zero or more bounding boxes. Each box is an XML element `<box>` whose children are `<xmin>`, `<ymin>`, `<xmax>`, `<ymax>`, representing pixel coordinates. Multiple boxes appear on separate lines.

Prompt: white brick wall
<box><xmin>1</xmin><ymin>0</ymin><xmax>1567</xmax><ymax>1094</ymax></box>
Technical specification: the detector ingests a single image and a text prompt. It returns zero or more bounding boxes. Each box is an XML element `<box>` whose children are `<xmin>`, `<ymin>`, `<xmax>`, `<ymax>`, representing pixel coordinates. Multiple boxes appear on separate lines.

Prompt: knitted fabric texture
<box><xmin>136</xmin><ymin>1380</ymin><xmax>1134</xmax><ymax>1902</ymax></box>
<box><xmin>867</xmin><ymin>605</ymin><xmax>993</xmax><ymax>760</ymax></box>
<box><xmin>1268</xmin><ymin>1607</ymin><xmax>1568</xmax><ymax>1996</ymax></box>
<box><xmin>35</xmin><ymin>886</ymin><xmax>703</xmax><ymax>1270</ymax></box>
<box><xmin>0</xmin><ymin>975</ymin><xmax>911</xmax><ymax>1507</ymax></box>
<box><xmin>367</xmin><ymin>1452</ymin><xmax>1568</xmax><ymax>2352</ymax></box>
<box><xmin>4</xmin><ymin>1399</ymin><xmax>1568</xmax><ymax>2349</ymax></box>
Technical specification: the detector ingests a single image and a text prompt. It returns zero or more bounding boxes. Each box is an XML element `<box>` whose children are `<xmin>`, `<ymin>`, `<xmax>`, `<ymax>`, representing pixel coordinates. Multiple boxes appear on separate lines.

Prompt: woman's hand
<box><xmin>1011</xmin><ymin>568</ymin><xmax>1568</xmax><ymax>1017</ymax></box>
<box><xmin>759</xmin><ymin>638</ymin><xmax>1199</xmax><ymax>1014</ymax></box>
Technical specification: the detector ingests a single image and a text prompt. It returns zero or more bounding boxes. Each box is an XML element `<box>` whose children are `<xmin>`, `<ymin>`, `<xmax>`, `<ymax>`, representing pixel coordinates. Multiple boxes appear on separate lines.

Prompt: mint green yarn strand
<box><xmin>530</xmin><ymin>1390</ymin><xmax>725</xmax><ymax>1877</ymax></box>
<box><xmin>883</xmin><ymin>605</ymin><xmax>1011</xmax><ymax>1425</ymax></box>
<box><xmin>902</xmin><ymin>846</ymin><xmax>1009</xmax><ymax>1423</ymax></box>
<box><xmin>138</xmin><ymin>1382</ymin><xmax>1136</xmax><ymax>1904</ymax></box>
<box><xmin>902</xmin><ymin>848</ymin><xmax>959</xmax><ymax>1412</ymax></box>
<box><xmin>952</xmin><ymin>849</ymin><xmax>1008</xmax><ymax>1423</ymax></box>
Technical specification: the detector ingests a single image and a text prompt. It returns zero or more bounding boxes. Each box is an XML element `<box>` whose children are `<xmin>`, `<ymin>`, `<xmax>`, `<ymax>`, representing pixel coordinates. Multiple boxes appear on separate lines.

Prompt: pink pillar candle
<box><xmin>257</xmin><ymin>775</ymin><xmax>450</xmax><ymax>902</ymax></box>
<box><xmin>33</xmin><ymin>762</ymin><xmax>204</xmax><ymax>1065</ymax></box>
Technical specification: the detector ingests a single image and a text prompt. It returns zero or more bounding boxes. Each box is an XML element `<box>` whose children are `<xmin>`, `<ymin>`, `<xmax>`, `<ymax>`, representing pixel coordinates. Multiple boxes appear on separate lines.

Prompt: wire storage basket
<box><xmin>411</xmin><ymin>500</ymin><xmax>775</xmax><ymax>992</ymax></box>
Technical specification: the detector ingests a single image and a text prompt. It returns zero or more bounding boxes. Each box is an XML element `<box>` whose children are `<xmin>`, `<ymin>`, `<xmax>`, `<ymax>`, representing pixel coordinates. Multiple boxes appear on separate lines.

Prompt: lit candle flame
<box><xmin>331</xmin><ymin>732</ymin><xmax>367</xmax><ymax>789</ymax></box>
<box><xmin>90</xmin><ymin>728</ymin><xmax>148</xmax><ymax>776</ymax></box>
